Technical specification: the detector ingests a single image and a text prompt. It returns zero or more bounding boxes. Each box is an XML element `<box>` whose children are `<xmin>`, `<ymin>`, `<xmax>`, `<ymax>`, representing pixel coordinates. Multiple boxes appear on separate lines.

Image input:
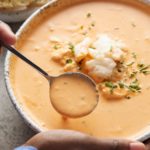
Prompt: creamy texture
<box><xmin>10</xmin><ymin>0</ymin><xmax>150</xmax><ymax>138</ymax></box>
<box><xmin>50</xmin><ymin>74</ymin><xmax>98</xmax><ymax>118</ymax></box>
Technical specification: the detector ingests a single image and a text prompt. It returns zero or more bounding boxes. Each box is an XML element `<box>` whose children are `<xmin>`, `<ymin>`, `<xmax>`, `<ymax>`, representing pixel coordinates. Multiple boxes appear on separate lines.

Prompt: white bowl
<box><xmin>4</xmin><ymin>0</ymin><xmax>150</xmax><ymax>141</ymax></box>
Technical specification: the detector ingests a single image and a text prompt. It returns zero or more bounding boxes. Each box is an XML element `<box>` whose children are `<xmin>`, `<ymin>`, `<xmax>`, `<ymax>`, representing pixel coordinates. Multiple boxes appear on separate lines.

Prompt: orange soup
<box><xmin>10</xmin><ymin>0</ymin><xmax>150</xmax><ymax>138</ymax></box>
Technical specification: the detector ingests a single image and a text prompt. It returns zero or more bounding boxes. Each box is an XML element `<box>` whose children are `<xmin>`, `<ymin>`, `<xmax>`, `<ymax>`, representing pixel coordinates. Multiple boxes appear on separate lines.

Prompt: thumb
<box><xmin>89</xmin><ymin>138</ymin><xmax>145</xmax><ymax>150</ymax></box>
<box><xmin>0</xmin><ymin>21</ymin><xmax>16</xmax><ymax>45</ymax></box>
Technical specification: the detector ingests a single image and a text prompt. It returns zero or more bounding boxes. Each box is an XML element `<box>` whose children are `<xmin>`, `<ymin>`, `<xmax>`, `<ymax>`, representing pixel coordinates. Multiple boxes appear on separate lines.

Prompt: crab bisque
<box><xmin>9</xmin><ymin>0</ymin><xmax>150</xmax><ymax>138</ymax></box>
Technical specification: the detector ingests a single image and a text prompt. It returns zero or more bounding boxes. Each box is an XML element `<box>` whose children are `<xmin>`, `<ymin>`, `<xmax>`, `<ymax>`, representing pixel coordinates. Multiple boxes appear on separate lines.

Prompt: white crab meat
<box><xmin>88</xmin><ymin>34</ymin><xmax>125</xmax><ymax>61</ymax></box>
<box><xmin>93</xmin><ymin>34</ymin><xmax>112</xmax><ymax>55</ymax></box>
<box><xmin>86</xmin><ymin>56</ymin><xmax>116</xmax><ymax>78</ymax></box>
<box><xmin>111</xmin><ymin>47</ymin><xmax>125</xmax><ymax>61</ymax></box>
<box><xmin>74</xmin><ymin>37</ymin><xmax>92</xmax><ymax>62</ymax></box>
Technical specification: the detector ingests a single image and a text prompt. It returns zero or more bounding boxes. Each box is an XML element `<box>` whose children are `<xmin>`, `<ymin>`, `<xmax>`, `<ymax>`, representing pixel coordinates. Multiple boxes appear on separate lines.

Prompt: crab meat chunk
<box><xmin>86</xmin><ymin>57</ymin><xmax>116</xmax><ymax>78</ymax></box>
<box><xmin>111</xmin><ymin>47</ymin><xmax>125</xmax><ymax>61</ymax></box>
<box><xmin>89</xmin><ymin>34</ymin><xmax>126</xmax><ymax>61</ymax></box>
<box><xmin>93</xmin><ymin>34</ymin><xmax>112</xmax><ymax>55</ymax></box>
<box><xmin>74</xmin><ymin>37</ymin><xmax>92</xmax><ymax>62</ymax></box>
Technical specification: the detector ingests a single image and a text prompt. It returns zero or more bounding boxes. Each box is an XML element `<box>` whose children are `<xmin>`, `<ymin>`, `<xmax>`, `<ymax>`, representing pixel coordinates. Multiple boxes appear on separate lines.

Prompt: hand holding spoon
<box><xmin>1</xmin><ymin>40</ymin><xmax>99</xmax><ymax>118</ymax></box>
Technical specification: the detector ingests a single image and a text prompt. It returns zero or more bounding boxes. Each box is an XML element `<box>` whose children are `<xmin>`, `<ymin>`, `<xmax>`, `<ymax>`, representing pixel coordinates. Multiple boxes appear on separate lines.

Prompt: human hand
<box><xmin>14</xmin><ymin>130</ymin><xmax>146</xmax><ymax>150</ymax></box>
<box><xmin>144</xmin><ymin>138</ymin><xmax>150</xmax><ymax>150</ymax></box>
<box><xmin>0</xmin><ymin>21</ymin><xmax>16</xmax><ymax>54</ymax></box>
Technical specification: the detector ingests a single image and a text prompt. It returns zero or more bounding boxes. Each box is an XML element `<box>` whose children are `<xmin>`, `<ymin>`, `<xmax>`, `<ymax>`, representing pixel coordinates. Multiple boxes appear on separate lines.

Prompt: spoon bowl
<box><xmin>50</xmin><ymin>72</ymin><xmax>99</xmax><ymax>118</ymax></box>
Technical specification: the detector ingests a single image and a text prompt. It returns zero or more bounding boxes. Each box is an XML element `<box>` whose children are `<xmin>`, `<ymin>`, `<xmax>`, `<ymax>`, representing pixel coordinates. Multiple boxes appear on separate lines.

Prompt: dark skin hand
<box><xmin>24</xmin><ymin>130</ymin><xmax>146</xmax><ymax>150</ymax></box>
<box><xmin>145</xmin><ymin>139</ymin><xmax>150</xmax><ymax>150</ymax></box>
<box><xmin>0</xmin><ymin>21</ymin><xmax>149</xmax><ymax>150</ymax></box>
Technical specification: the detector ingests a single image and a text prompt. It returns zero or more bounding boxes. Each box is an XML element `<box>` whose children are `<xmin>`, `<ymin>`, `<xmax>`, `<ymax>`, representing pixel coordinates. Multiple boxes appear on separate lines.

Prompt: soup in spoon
<box><xmin>50</xmin><ymin>73</ymin><xmax>98</xmax><ymax>118</ymax></box>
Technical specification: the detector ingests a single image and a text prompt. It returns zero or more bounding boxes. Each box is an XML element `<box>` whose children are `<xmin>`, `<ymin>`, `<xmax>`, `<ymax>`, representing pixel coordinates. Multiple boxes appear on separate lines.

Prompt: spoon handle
<box><xmin>0</xmin><ymin>40</ymin><xmax>49</xmax><ymax>79</ymax></box>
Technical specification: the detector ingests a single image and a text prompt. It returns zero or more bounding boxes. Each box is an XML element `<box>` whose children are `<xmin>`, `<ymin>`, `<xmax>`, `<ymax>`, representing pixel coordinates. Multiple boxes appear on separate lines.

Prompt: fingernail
<box><xmin>130</xmin><ymin>142</ymin><xmax>145</xmax><ymax>150</ymax></box>
<box><xmin>14</xmin><ymin>146</ymin><xmax>38</xmax><ymax>150</ymax></box>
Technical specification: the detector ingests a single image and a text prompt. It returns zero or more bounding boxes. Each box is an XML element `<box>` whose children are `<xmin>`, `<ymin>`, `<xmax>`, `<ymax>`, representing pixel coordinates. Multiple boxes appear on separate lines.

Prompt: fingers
<box><xmin>130</xmin><ymin>143</ymin><xmax>146</xmax><ymax>150</ymax></box>
<box><xmin>144</xmin><ymin>139</ymin><xmax>150</xmax><ymax>150</ymax></box>
<box><xmin>24</xmin><ymin>130</ymin><xmax>146</xmax><ymax>150</ymax></box>
<box><xmin>25</xmin><ymin>130</ymin><xmax>89</xmax><ymax>150</ymax></box>
<box><xmin>0</xmin><ymin>21</ymin><xmax>16</xmax><ymax>45</ymax></box>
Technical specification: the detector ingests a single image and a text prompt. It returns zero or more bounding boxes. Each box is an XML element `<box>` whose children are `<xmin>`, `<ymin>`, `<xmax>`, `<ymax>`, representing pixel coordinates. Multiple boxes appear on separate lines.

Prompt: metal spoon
<box><xmin>1</xmin><ymin>40</ymin><xmax>99</xmax><ymax>118</ymax></box>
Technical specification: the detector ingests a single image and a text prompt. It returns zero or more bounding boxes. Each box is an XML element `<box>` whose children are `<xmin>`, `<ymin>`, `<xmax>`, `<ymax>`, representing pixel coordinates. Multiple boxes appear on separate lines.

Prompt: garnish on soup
<box><xmin>50</xmin><ymin>32</ymin><xmax>149</xmax><ymax>100</ymax></box>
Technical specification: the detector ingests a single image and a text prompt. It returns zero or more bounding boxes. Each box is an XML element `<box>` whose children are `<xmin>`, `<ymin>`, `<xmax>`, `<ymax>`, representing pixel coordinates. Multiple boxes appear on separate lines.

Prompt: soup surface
<box><xmin>10</xmin><ymin>0</ymin><xmax>150</xmax><ymax>138</ymax></box>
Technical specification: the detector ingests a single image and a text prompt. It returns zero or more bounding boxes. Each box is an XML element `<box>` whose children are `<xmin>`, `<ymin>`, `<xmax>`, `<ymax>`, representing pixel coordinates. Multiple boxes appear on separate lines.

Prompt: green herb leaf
<box><xmin>86</xmin><ymin>13</ymin><xmax>91</xmax><ymax>18</ymax></box>
<box><xmin>125</xmin><ymin>96</ymin><xmax>131</xmax><ymax>99</ymax></box>
<box><xmin>128</xmin><ymin>80</ymin><xmax>141</xmax><ymax>93</ymax></box>
<box><xmin>105</xmin><ymin>82</ymin><xmax>117</xmax><ymax>93</ymax></box>
<box><xmin>53</xmin><ymin>45</ymin><xmax>60</xmax><ymax>50</ymax></box>
<box><xmin>132</xmin><ymin>79</ymin><xmax>138</xmax><ymax>84</ymax></box>
<box><xmin>137</xmin><ymin>64</ymin><xmax>150</xmax><ymax>75</ymax></box>
<box><xmin>66</xmin><ymin>59</ymin><xmax>73</xmax><ymax>64</ymax></box>
<box><xmin>68</xmin><ymin>43</ymin><xmax>75</xmax><ymax>54</ymax></box>
<box><xmin>118</xmin><ymin>82</ymin><xmax>125</xmax><ymax>88</ymax></box>
<box><xmin>132</xmin><ymin>52</ymin><xmax>137</xmax><ymax>59</ymax></box>
<box><xmin>91</xmin><ymin>22</ymin><xmax>95</xmax><ymax>27</ymax></box>
<box><xmin>127</xmin><ymin>62</ymin><xmax>134</xmax><ymax>66</ymax></box>
<box><xmin>140</xmin><ymin>65</ymin><xmax>150</xmax><ymax>72</ymax></box>
<box><xmin>129</xmin><ymin>71</ymin><xmax>137</xmax><ymax>78</ymax></box>
<box><xmin>137</xmin><ymin>63</ymin><xmax>145</xmax><ymax>68</ymax></box>
<box><xmin>80</xmin><ymin>25</ymin><xmax>84</xmax><ymax>30</ymax></box>
<box><xmin>142</xmin><ymin>71</ymin><xmax>150</xmax><ymax>75</ymax></box>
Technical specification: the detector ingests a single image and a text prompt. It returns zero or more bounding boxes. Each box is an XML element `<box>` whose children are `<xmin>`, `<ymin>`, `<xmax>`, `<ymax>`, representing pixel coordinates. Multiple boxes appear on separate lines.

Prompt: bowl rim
<box><xmin>4</xmin><ymin>0</ymin><xmax>150</xmax><ymax>141</ymax></box>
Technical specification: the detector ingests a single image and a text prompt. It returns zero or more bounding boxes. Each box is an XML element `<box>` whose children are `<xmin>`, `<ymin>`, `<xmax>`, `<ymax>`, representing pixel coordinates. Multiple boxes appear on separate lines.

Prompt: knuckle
<box><xmin>112</xmin><ymin>139</ymin><xmax>130</xmax><ymax>150</ymax></box>
<box><xmin>112</xmin><ymin>139</ymin><xmax>119</xmax><ymax>150</ymax></box>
